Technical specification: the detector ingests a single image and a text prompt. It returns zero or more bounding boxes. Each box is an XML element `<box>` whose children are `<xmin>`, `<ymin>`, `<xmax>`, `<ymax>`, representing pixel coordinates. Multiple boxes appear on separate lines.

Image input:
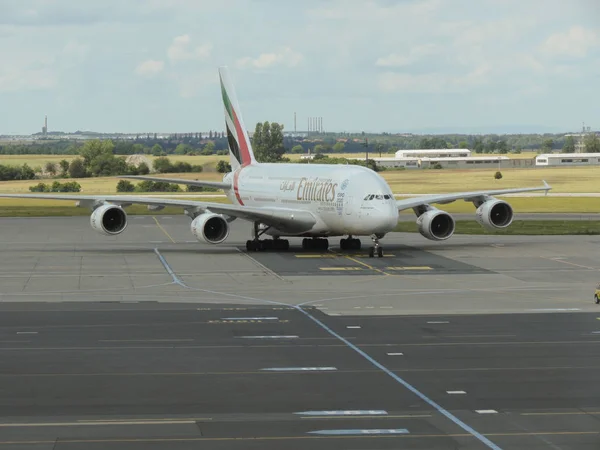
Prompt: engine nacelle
<box><xmin>191</xmin><ymin>212</ymin><xmax>230</xmax><ymax>244</ymax></box>
<box><xmin>475</xmin><ymin>199</ymin><xmax>514</xmax><ymax>231</ymax></box>
<box><xmin>416</xmin><ymin>209</ymin><xmax>455</xmax><ymax>241</ymax></box>
<box><xmin>90</xmin><ymin>204</ymin><xmax>127</xmax><ymax>235</ymax></box>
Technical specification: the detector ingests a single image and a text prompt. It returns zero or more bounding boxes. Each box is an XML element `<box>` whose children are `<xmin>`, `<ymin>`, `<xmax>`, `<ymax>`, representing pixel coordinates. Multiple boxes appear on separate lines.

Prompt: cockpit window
<box><xmin>375</xmin><ymin>195</ymin><xmax>383</xmax><ymax>200</ymax></box>
<box><xmin>384</xmin><ymin>194</ymin><xmax>391</xmax><ymax>199</ymax></box>
<box><xmin>369</xmin><ymin>195</ymin><xmax>375</xmax><ymax>200</ymax></box>
<box><xmin>363</xmin><ymin>194</ymin><xmax>370</xmax><ymax>200</ymax></box>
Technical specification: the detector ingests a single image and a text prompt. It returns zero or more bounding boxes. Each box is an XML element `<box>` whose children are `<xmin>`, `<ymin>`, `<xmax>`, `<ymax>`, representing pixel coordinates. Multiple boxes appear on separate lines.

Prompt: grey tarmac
<box><xmin>0</xmin><ymin>216</ymin><xmax>599</xmax><ymax>449</ymax></box>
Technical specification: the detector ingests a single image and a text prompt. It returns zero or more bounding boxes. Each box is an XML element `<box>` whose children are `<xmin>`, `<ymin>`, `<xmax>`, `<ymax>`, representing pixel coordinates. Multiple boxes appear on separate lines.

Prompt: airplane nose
<box><xmin>372</xmin><ymin>206</ymin><xmax>398</xmax><ymax>233</ymax></box>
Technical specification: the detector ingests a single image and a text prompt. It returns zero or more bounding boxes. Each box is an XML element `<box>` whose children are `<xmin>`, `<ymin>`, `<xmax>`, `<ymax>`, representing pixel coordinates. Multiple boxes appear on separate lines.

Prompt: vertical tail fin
<box><xmin>218</xmin><ymin>66</ymin><xmax>257</xmax><ymax>169</ymax></box>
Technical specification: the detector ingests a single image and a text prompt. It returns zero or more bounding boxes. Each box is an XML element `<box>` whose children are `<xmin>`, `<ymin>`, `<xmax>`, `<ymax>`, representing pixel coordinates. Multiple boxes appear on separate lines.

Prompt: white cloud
<box><xmin>378</xmin><ymin>62</ymin><xmax>493</xmax><ymax>94</ymax></box>
<box><xmin>167</xmin><ymin>34</ymin><xmax>212</xmax><ymax>62</ymax></box>
<box><xmin>540</xmin><ymin>26</ymin><xmax>598</xmax><ymax>58</ymax></box>
<box><xmin>376</xmin><ymin>44</ymin><xmax>441</xmax><ymax>67</ymax></box>
<box><xmin>168</xmin><ymin>70</ymin><xmax>217</xmax><ymax>99</ymax></box>
<box><xmin>62</xmin><ymin>41</ymin><xmax>89</xmax><ymax>60</ymax></box>
<box><xmin>236</xmin><ymin>47</ymin><xmax>303</xmax><ymax>69</ymax></box>
<box><xmin>0</xmin><ymin>65</ymin><xmax>57</xmax><ymax>93</ymax></box>
<box><xmin>135</xmin><ymin>59</ymin><xmax>165</xmax><ymax>76</ymax></box>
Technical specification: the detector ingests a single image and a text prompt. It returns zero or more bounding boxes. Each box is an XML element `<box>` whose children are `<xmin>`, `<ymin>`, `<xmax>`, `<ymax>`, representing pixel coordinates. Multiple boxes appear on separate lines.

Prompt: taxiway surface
<box><xmin>0</xmin><ymin>216</ymin><xmax>598</xmax><ymax>449</ymax></box>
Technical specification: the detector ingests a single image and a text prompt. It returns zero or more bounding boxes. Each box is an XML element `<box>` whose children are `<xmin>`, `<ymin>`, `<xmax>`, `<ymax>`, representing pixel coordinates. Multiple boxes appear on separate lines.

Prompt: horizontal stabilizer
<box><xmin>119</xmin><ymin>175</ymin><xmax>230</xmax><ymax>191</ymax></box>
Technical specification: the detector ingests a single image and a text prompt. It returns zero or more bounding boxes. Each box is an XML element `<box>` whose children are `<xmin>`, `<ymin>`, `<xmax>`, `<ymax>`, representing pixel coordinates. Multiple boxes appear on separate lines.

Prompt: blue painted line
<box><xmin>296</xmin><ymin>307</ymin><xmax>503</xmax><ymax>450</ymax></box>
<box><xmin>152</xmin><ymin>250</ymin><xmax>288</xmax><ymax>307</ymax></box>
<box><xmin>153</xmin><ymin>248</ymin><xmax>185</xmax><ymax>287</ymax></box>
<box><xmin>296</xmin><ymin>410</ymin><xmax>388</xmax><ymax>416</ymax></box>
<box><xmin>262</xmin><ymin>367</ymin><xmax>337</xmax><ymax>371</ymax></box>
<box><xmin>308</xmin><ymin>429</ymin><xmax>409</xmax><ymax>435</ymax></box>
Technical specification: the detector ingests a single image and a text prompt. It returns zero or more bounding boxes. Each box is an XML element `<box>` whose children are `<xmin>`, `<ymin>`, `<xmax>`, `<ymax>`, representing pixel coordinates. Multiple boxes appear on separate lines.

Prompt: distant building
<box><xmin>394</xmin><ymin>149</ymin><xmax>471</xmax><ymax>159</ymax></box>
<box><xmin>535</xmin><ymin>153</ymin><xmax>600</xmax><ymax>166</ymax></box>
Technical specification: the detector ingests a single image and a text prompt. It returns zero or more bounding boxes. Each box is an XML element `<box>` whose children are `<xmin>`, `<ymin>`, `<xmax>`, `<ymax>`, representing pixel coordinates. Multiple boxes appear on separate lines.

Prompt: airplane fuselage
<box><xmin>223</xmin><ymin>163</ymin><xmax>399</xmax><ymax>237</ymax></box>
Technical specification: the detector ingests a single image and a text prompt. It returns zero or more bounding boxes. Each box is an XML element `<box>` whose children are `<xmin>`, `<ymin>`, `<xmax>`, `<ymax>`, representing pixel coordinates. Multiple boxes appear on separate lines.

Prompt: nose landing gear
<box><xmin>368</xmin><ymin>235</ymin><xmax>384</xmax><ymax>258</ymax></box>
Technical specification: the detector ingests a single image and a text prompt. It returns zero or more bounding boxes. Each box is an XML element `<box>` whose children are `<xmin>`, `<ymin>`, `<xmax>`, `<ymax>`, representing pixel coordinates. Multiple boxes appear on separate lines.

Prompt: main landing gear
<box><xmin>302</xmin><ymin>238</ymin><xmax>329</xmax><ymax>251</ymax></box>
<box><xmin>340</xmin><ymin>236</ymin><xmax>361</xmax><ymax>251</ymax></box>
<box><xmin>246</xmin><ymin>222</ymin><xmax>289</xmax><ymax>252</ymax></box>
<box><xmin>368</xmin><ymin>235</ymin><xmax>384</xmax><ymax>258</ymax></box>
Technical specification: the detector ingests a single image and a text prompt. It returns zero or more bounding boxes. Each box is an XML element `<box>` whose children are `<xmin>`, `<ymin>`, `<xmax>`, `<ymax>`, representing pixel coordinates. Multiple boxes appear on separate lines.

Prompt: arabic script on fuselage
<box><xmin>280</xmin><ymin>177</ymin><xmax>339</xmax><ymax>203</ymax></box>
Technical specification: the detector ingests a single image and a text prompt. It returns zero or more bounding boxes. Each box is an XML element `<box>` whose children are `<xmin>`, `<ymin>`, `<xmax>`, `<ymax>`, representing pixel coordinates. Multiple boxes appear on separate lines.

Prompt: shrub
<box><xmin>116</xmin><ymin>180</ymin><xmax>135</xmax><ymax>192</ymax></box>
<box><xmin>494</xmin><ymin>171</ymin><xmax>503</xmax><ymax>180</ymax></box>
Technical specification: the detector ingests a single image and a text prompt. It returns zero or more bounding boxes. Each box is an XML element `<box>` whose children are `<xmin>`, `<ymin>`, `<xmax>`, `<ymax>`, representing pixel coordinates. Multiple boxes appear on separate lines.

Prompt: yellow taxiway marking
<box><xmin>2</xmin><ymin>430</ymin><xmax>599</xmax><ymax>445</ymax></box>
<box><xmin>539</xmin><ymin>256</ymin><xmax>596</xmax><ymax>270</ymax></box>
<box><xmin>153</xmin><ymin>217</ymin><xmax>176</xmax><ymax>243</ymax></box>
<box><xmin>296</xmin><ymin>254</ymin><xmax>337</xmax><ymax>258</ymax></box>
<box><xmin>337</xmin><ymin>252</ymin><xmax>391</xmax><ymax>276</ymax></box>
<box><xmin>386</xmin><ymin>266</ymin><xmax>433</xmax><ymax>271</ymax></box>
<box><xmin>320</xmin><ymin>267</ymin><xmax>363</xmax><ymax>271</ymax></box>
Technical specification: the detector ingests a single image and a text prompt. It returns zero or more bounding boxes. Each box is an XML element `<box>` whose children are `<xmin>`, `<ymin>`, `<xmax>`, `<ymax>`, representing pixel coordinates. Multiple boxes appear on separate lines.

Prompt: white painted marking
<box><xmin>149</xmin><ymin>241</ymin><xmax>163</xmax><ymax>244</ymax></box>
<box><xmin>262</xmin><ymin>367</ymin><xmax>337</xmax><ymax>371</ymax></box>
<box><xmin>530</xmin><ymin>308</ymin><xmax>581</xmax><ymax>312</ymax></box>
<box><xmin>591</xmin><ymin>331</ymin><xmax>600</xmax><ymax>334</ymax></box>
<box><xmin>447</xmin><ymin>391</ymin><xmax>467</xmax><ymax>395</ymax></box>
<box><xmin>387</xmin><ymin>353</ymin><xmax>404</xmax><ymax>356</ymax></box>
<box><xmin>297</xmin><ymin>410</ymin><xmax>388</xmax><ymax>416</ymax></box>
<box><xmin>221</xmin><ymin>317</ymin><xmax>278</xmax><ymax>320</ymax></box>
<box><xmin>365</xmin><ymin>306</ymin><xmax>375</xmax><ymax>309</ymax></box>
<box><xmin>308</xmin><ymin>428</ymin><xmax>409</xmax><ymax>435</ymax></box>
<box><xmin>347</xmin><ymin>326</ymin><xmax>361</xmax><ymax>329</ymax></box>
<box><xmin>237</xmin><ymin>335</ymin><xmax>299</xmax><ymax>339</ymax></box>
<box><xmin>476</xmin><ymin>410</ymin><xmax>498</xmax><ymax>414</ymax></box>
<box><xmin>380</xmin><ymin>306</ymin><xmax>393</xmax><ymax>309</ymax></box>
<box><xmin>16</xmin><ymin>332</ymin><xmax>37</xmax><ymax>335</ymax></box>
<box><xmin>427</xmin><ymin>321</ymin><xmax>449</xmax><ymax>324</ymax></box>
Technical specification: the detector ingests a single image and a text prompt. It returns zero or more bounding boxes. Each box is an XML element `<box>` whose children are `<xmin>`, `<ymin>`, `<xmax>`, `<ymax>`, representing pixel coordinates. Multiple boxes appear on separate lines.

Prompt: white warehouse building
<box><xmin>394</xmin><ymin>149</ymin><xmax>471</xmax><ymax>158</ymax></box>
<box><xmin>535</xmin><ymin>153</ymin><xmax>600</xmax><ymax>166</ymax></box>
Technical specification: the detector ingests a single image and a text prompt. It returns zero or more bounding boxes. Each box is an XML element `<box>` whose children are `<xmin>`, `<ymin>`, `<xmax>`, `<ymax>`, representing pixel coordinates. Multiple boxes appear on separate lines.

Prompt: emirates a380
<box><xmin>0</xmin><ymin>67</ymin><xmax>551</xmax><ymax>257</ymax></box>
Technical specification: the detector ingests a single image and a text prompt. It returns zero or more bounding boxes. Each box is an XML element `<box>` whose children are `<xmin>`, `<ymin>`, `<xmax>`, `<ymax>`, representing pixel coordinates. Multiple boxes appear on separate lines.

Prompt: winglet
<box><xmin>542</xmin><ymin>180</ymin><xmax>551</xmax><ymax>196</ymax></box>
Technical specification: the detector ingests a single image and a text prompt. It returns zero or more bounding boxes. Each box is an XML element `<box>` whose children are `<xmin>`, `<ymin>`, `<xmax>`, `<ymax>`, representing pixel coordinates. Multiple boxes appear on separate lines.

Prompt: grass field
<box><xmin>383</xmin><ymin>166</ymin><xmax>598</xmax><ymax>194</ymax></box>
<box><xmin>395</xmin><ymin>220</ymin><xmax>600</xmax><ymax>235</ymax></box>
<box><xmin>0</xmin><ymin>196</ymin><xmax>229</xmax><ymax>217</ymax></box>
<box><xmin>0</xmin><ymin>151</ymin><xmax>537</xmax><ymax>169</ymax></box>
<box><xmin>0</xmin><ymin>164</ymin><xmax>596</xmax><ymax>194</ymax></box>
<box><xmin>0</xmin><ymin>154</ymin><xmax>598</xmax><ymax>215</ymax></box>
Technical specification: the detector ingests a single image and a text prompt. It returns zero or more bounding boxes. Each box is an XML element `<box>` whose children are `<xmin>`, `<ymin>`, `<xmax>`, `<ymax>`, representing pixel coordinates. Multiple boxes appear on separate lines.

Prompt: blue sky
<box><xmin>0</xmin><ymin>0</ymin><xmax>598</xmax><ymax>134</ymax></box>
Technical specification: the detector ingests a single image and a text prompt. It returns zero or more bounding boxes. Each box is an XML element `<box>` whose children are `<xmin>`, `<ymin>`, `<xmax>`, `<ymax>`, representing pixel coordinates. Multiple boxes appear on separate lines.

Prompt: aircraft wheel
<box><xmin>340</xmin><ymin>238</ymin><xmax>347</xmax><ymax>251</ymax></box>
<box><xmin>377</xmin><ymin>246</ymin><xmax>383</xmax><ymax>258</ymax></box>
<box><xmin>368</xmin><ymin>247</ymin><xmax>374</xmax><ymax>258</ymax></box>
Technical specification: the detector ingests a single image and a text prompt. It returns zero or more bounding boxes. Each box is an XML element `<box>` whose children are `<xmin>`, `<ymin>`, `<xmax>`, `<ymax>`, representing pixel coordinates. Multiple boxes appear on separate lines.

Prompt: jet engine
<box><xmin>416</xmin><ymin>209</ymin><xmax>455</xmax><ymax>241</ymax></box>
<box><xmin>191</xmin><ymin>212</ymin><xmax>230</xmax><ymax>244</ymax></box>
<box><xmin>90</xmin><ymin>204</ymin><xmax>127</xmax><ymax>235</ymax></box>
<box><xmin>475</xmin><ymin>199</ymin><xmax>513</xmax><ymax>231</ymax></box>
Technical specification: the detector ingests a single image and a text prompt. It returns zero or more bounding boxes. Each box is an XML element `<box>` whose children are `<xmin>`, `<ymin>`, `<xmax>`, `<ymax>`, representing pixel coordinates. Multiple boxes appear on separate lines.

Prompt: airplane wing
<box><xmin>396</xmin><ymin>180</ymin><xmax>551</xmax><ymax>212</ymax></box>
<box><xmin>119</xmin><ymin>175</ymin><xmax>231</xmax><ymax>190</ymax></box>
<box><xmin>0</xmin><ymin>194</ymin><xmax>316</xmax><ymax>233</ymax></box>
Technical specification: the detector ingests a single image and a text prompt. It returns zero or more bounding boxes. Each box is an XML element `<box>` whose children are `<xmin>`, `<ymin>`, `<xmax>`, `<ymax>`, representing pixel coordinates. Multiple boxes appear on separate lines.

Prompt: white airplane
<box><xmin>0</xmin><ymin>67</ymin><xmax>551</xmax><ymax>257</ymax></box>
